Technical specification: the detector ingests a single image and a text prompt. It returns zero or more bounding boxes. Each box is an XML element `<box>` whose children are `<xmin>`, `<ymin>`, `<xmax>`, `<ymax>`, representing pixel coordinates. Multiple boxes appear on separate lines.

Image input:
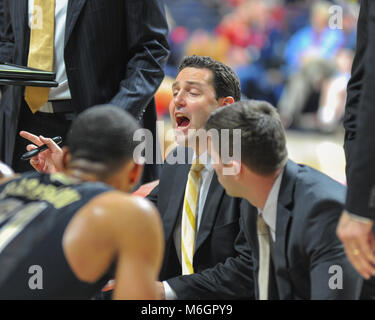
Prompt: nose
<box><xmin>173</xmin><ymin>90</ymin><xmax>186</xmax><ymax>109</ymax></box>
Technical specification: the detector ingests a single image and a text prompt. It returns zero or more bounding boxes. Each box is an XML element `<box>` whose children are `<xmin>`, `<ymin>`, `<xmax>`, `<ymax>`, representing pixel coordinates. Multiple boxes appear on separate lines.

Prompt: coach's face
<box><xmin>169</xmin><ymin>67</ymin><xmax>223</xmax><ymax>147</ymax></box>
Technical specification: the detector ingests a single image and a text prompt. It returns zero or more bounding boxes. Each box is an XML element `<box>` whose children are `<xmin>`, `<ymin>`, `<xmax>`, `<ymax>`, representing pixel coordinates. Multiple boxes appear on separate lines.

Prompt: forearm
<box><xmin>345</xmin><ymin>1</ymin><xmax>375</xmax><ymax>219</ymax></box>
<box><xmin>343</xmin><ymin>0</ymin><xmax>368</xmax><ymax>170</ymax></box>
<box><xmin>166</xmin><ymin>254</ymin><xmax>255</xmax><ymax>300</ymax></box>
<box><xmin>110</xmin><ymin>0</ymin><xmax>170</xmax><ymax>120</ymax></box>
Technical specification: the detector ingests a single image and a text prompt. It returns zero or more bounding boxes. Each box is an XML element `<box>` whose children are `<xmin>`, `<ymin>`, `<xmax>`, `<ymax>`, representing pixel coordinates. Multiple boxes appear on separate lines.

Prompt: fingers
<box><xmin>38</xmin><ymin>136</ymin><xmax>62</xmax><ymax>154</ymax></box>
<box><xmin>26</xmin><ymin>144</ymin><xmax>38</xmax><ymax>152</ymax></box>
<box><xmin>358</xmin><ymin>236</ymin><xmax>375</xmax><ymax>265</ymax></box>
<box><xmin>345</xmin><ymin>242</ymin><xmax>375</xmax><ymax>279</ymax></box>
<box><xmin>19</xmin><ymin>131</ymin><xmax>43</xmax><ymax>147</ymax></box>
<box><xmin>337</xmin><ymin>211</ymin><xmax>375</xmax><ymax>279</ymax></box>
<box><xmin>342</xmin><ymin>235</ymin><xmax>375</xmax><ymax>279</ymax></box>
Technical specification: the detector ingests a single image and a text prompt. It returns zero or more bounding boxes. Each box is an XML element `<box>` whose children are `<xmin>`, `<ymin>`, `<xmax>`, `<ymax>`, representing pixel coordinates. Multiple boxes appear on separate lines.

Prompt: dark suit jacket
<box><xmin>343</xmin><ymin>0</ymin><xmax>375</xmax><ymax>219</ymax></box>
<box><xmin>0</xmin><ymin>0</ymin><xmax>169</xmax><ymax>182</ymax></box>
<box><xmin>240</xmin><ymin>160</ymin><xmax>362</xmax><ymax>299</ymax></box>
<box><xmin>147</xmin><ymin>147</ymin><xmax>254</xmax><ymax>299</ymax></box>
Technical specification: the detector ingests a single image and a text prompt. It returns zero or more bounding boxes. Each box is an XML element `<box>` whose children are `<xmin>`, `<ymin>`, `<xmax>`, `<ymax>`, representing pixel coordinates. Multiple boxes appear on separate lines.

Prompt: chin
<box><xmin>227</xmin><ymin>184</ymin><xmax>243</xmax><ymax>198</ymax></box>
<box><xmin>225</xmin><ymin>189</ymin><xmax>237</xmax><ymax>197</ymax></box>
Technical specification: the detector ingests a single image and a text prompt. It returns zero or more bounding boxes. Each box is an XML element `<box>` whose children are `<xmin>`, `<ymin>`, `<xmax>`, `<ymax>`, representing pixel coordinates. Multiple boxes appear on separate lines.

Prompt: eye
<box><xmin>189</xmin><ymin>90</ymin><xmax>200</xmax><ymax>96</ymax></box>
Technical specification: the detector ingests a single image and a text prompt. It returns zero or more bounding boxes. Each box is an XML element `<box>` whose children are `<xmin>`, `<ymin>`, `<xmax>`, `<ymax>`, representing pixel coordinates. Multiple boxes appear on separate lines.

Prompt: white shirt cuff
<box><xmin>163</xmin><ymin>281</ymin><xmax>178</xmax><ymax>300</ymax></box>
<box><xmin>347</xmin><ymin>212</ymin><xmax>373</xmax><ymax>224</ymax></box>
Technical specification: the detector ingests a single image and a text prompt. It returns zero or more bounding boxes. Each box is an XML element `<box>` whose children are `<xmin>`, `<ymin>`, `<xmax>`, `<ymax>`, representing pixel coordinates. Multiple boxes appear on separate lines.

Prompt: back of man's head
<box><xmin>205</xmin><ymin>100</ymin><xmax>288</xmax><ymax>176</ymax></box>
<box><xmin>67</xmin><ymin>105</ymin><xmax>140</xmax><ymax>177</ymax></box>
<box><xmin>178</xmin><ymin>55</ymin><xmax>241</xmax><ymax>102</ymax></box>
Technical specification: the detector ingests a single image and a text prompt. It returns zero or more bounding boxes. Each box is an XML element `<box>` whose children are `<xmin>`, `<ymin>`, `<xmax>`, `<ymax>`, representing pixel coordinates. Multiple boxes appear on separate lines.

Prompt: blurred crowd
<box><xmin>160</xmin><ymin>0</ymin><xmax>359</xmax><ymax>134</ymax></box>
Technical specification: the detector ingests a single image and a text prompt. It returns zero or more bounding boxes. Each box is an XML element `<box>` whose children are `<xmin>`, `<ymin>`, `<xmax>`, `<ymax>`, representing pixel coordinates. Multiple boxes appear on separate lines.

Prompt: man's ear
<box><xmin>129</xmin><ymin>162</ymin><xmax>144</xmax><ymax>187</ymax></box>
<box><xmin>232</xmin><ymin>160</ymin><xmax>242</xmax><ymax>177</ymax></box>
<box><xmin>222</xmin><ymin>160</ymin><xmax>242</xmax><ymax>176</ymax></box>
<box><xmin>62</xmin><ymin>147</ymin><xmax>70</xmax><ymax>170</ymax></box>
<box><xmin>218</xmin><ymin>96</ymin><xmax>235</xmax><ymax>107</ymax></box>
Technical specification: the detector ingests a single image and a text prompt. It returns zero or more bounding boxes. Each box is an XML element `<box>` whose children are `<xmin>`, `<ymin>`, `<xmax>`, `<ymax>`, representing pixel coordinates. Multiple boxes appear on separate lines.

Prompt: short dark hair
<box><xmin>178</xmin><ymin>55</ymin><xmax>241</xmax><ymax>102</ymax></box>
<box><xmin>67</xmin><ymin>105</ymin><xmax>140</xmax><ymax>176</ymax></box>
<box><xmin>205</xmin><ymin>100</ymin><xmax>288</xmax><ymax>175</ymax></box>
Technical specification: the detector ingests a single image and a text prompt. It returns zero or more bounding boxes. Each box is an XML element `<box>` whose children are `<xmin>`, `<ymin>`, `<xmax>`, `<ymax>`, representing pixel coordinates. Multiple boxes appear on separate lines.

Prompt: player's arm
<box><xmin>112</xmin><ymin>196</ymin><xmax>164</xmax><ymax>299</ymax></box>
<box><xmin>63</xmin><ymin>192</ymin><xmax>164</xmax><ymax>300</ymax></box>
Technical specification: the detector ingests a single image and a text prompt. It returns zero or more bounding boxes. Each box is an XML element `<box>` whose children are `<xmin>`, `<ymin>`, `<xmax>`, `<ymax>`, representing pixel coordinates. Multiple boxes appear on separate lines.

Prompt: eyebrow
<box><xmin>172</xmin><ymin>80</ymin><xmax>205</xmax><ymax>89</ymax></box>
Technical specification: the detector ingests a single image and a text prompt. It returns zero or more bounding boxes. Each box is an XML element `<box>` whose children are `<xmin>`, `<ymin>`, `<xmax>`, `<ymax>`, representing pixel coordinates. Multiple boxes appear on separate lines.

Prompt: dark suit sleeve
<box><xmin>166</xmin><ymin>216</ymin><xmax>255</xmax><ymax>300</ymax></box>
<box><xmin>345</xmin><ymin>0</ymin><xmax>375</xmax><ymax>219</ymax></box>
<box><xmin>343</xmin><ymin>0</ymin><xmax>368</xmax><ymax>175</ymax></box>
<box><xmin>0</xmin><ymin>0</ymin><xmax>14</xmax><ymax>63</ymax></box>
<box><xmin>110</xmin><ymin>0</ymin><xmax>170</xmax><ymax>121</ymax></box>
<box><xmin>304</xmin><ymin>200</ymin><xmax>362</xmax><ymax>299</ymax></box>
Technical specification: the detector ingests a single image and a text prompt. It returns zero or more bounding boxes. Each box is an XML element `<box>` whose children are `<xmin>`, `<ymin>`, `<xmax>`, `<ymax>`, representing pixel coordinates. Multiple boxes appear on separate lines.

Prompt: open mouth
<box><xmin>175</xmin><ymin>115</ymin><xmax>191</xmax><ymax>128</ymax></box>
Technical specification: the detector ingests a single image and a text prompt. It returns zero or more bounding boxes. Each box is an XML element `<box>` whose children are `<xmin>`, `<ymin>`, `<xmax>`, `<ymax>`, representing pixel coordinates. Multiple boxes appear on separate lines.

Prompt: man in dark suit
<box><xmin>147</xmin><ymin>55</ymin><xmax>254</xmax><ymax>299</ymax></box>
<box><xmin>0</xmin><ymin>0</ymin><xmax>169</xmax><ymax>183</ymax></box>
<box><xmin>338</xmin><ymin>0</ymin><xmax>375</xmax><ymax>280</ymax></box>
<box><xmin>205</xmin><ymin>100</ymin><xmax>362</xmax><ymax>299</ymax></box>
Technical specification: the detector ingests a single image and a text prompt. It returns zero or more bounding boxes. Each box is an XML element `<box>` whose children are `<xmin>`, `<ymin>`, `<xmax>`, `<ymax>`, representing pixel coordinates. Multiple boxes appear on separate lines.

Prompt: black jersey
<box><xmin>0</xmin><ymin>171</ymin><xmax>115</xmax><ymax>299</ymax></box>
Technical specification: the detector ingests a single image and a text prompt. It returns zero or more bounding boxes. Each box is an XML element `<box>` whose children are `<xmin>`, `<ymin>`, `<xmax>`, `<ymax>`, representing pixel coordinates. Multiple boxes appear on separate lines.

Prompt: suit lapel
<box><xmin>274</xmin><ymin>204</ymin><xmax>293</xmax><ymax>298</ymax></box>
<box><xmin>194</xmin><ymin>173</ymin><xmax>225</xmax><ymax>254</ymax></box>
<box><xmin>240</xmin><ymin>199</ymin><xmax>259</xmax><ymax>297</ymax></box>
<box><xmin>65</xmin><ymin>0</ymin><xmax>87</xmax><ymax>47</ymax></box>
<box><xmin>274</xmin><ymin>160</ymin><xmax>299</xmax><ymax>299</ymax></box>
<box><xmin>162</xmin><ymin>164</ymin><xmax>190</xmax><ymax>243</ymax></box>
<box><xmin>242</xmin><ymin>200</ymin><xmax>259</xmax><ymax>259</ymax></box>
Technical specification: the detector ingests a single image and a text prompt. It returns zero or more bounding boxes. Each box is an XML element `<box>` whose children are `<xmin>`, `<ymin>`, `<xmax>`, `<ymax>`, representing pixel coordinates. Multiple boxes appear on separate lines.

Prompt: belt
<box><xmin>38</xmin><ymin>100</ymin><xmax>74</xmax><ymax>113</ymax></box>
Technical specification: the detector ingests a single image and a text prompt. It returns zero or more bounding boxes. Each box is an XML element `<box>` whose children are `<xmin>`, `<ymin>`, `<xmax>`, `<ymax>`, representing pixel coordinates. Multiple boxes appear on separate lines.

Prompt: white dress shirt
<box><xmin>163</xmin><ymin>152</ymin><xmax>214</xmax><ymax>300</ymax></box>
<box><xmin>257</xmin><ymin>169</ymin><xmax>284</xmax><ymax>242</ymax></box>
<box><xmin>28</xmin><ymin>0</ymin><xmax>71</xmax><ymax>100</ymax></box>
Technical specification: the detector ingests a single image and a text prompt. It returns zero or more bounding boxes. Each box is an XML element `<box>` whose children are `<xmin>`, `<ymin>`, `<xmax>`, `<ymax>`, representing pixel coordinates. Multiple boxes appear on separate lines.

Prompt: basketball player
<box><xmin>0</xmin><ymin>105</ymin><xmax>164</xmax><ymax>299</ymax></box>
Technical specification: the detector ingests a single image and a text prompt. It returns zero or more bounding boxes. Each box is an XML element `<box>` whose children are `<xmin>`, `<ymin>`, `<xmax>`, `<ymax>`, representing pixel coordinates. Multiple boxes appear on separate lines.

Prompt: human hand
<box><xmin>337</xmin><ymin>210</ymin><xmax>375</xmax><ymax>279</ymax></box>
<box><xmin>20</xmin><ymin>131</ymin><xmax>64</xmax><ymax>173</ymax></box>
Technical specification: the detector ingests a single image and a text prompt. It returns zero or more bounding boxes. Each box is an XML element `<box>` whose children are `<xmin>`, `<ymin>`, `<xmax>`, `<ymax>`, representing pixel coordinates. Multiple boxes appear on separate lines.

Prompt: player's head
<box><xmin>64</xmin><ymin>105</ymin><xmax>142</xmax><ymax>191</ymax></box>
<box><xmin>205</xmin><ymin>100</ymin><xmax>288</xmax><ymax>197</ymax></box>
<box><xmin>170</xmin><ymin>55</ymin><xmax>240</xmax><ymax>147</ymax></box>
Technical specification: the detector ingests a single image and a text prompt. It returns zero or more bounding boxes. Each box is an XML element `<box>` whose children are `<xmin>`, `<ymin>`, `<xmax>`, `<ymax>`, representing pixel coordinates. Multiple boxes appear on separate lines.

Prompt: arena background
<box><xmin>155</xmin><ymin>0</ymin><xmax>359</xmax><ymax>185</ymax></box>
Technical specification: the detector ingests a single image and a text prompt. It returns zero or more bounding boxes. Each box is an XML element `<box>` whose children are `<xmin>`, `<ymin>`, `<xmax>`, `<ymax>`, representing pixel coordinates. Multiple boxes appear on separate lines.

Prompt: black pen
<box><xmin>21</xmin><ymin>136</ymin><xmax>62</xmax><ymax>161</ymax></box>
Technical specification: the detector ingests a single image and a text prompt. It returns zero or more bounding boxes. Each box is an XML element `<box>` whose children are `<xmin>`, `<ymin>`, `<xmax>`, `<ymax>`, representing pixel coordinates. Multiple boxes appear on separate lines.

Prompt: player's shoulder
<box><xmin>77</xmin><ymin>190</ymin><xmax>160</xmax><ymax>230</ymax></box>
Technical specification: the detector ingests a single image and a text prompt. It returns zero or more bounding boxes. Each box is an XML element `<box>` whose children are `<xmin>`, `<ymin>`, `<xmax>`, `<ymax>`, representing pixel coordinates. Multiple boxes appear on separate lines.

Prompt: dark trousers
<box><xmin>12</xmin><ymin>101</ymin><xmax>74</xmax><ymax>173</ymax></box>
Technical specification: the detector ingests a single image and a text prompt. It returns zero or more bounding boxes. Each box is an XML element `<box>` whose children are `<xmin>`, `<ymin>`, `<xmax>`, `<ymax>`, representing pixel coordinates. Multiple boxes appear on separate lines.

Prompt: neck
<box><xmin>64</xmin><ymin>168</ymin><xmax>100</xmax><ymax>183</ymax></box>
<box><xmin>244</xmin><ymin>170</ymin><xmax>281</xmax><ymax>210</ymax></box>
<box><xmin>64</xmin><ymin>159</ymin><xmax>107</xmax><ymax>182</ymax></box>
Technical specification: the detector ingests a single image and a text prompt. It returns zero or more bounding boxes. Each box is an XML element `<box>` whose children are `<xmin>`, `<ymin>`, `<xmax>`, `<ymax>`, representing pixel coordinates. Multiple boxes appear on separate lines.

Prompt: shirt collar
<box><xmin>258</xmin><ymin>168</ymin><xmax>284</xmax><ymax>240</ymax></box>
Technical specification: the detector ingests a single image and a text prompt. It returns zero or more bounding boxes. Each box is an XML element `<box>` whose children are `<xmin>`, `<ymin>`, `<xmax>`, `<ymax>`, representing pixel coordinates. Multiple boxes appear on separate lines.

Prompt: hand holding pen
<box><xmin>19</xmin><ymin>131</ymin><xmax>64</xmax><ymax>173</ymax></box>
